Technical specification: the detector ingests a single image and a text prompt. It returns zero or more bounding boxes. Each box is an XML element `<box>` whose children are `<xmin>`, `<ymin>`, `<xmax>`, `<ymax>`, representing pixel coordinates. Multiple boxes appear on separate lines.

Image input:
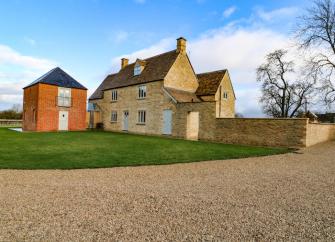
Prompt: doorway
<box><xmin>186</xmin><ymin>111</ymin><xmax>199</xmax><ymax>140</ymax></box>
<box><xmin>58</xmin><ymin>111</ymin><xmax>69</xmax><ymax>131</ymax></box>
<box><xmin>123</xmin><ymin>111</ymin><xmax>129</xmax><ymax>131</ymax></box>
<box><xmin>162</xmin><ymin>109</ymin><xmax>172</xmax><ymax>135</ymax></box>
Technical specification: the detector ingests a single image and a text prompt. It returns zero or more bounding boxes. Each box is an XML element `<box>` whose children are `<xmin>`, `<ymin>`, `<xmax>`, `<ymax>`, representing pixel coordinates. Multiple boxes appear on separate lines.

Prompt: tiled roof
<box><xmin>24</xmin><ymin>67</ymin><xmax>87</xmax><ymax>90</ymax></box>
<box><xmin>89</xmin><ymin>50</ymin><xmax>179</xmax><ymax>100</ymax></box>
<box><xmin>195</xmin><ymin>69</ymin><xmax>227</xmax><ymax>96</ymax></box>
<box><xmin>164</xmin><ymin>87</ymin><xmax>201</xmax><ymax>103</ymax></box>
<box><xmin>89</xmin><ymin>74</ymin><xmax>117</xmax><ymax>100</ymax></box>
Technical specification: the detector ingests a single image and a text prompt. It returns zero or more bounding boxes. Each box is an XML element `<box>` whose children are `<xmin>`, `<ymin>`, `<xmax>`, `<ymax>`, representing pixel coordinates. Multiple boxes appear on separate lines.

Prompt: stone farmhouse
<box><xmin>89</xmin><ymin>37</ymin><xmax>235</xmax><ymax>140</ymax></box>
<box><xmin>23</xmin><ymin>67</ymin><xmax>87</xmax><ymax>132</ymax></box>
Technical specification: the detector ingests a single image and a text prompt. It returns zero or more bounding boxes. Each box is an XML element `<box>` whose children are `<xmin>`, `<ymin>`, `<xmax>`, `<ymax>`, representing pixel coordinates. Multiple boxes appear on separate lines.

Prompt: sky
<box><xmin>0</xmin><ymin>0</ymin><xmax>312</xmax><ymax>116</ymax></box>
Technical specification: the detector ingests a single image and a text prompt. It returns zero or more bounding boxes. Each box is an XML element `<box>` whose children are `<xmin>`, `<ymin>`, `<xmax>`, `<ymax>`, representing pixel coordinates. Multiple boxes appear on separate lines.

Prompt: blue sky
<box><xmin>0</xmin><ymin>0</ymin><xmax>311</xmax><ymax>116</ymax></box>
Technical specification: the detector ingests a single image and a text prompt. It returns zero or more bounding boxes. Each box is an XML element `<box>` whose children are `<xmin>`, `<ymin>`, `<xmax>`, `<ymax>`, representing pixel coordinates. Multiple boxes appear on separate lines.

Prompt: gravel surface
<box><xmin>0</xmin><ymin>142</ymin><xmax>334</xmax><ymax>241</ymax></box>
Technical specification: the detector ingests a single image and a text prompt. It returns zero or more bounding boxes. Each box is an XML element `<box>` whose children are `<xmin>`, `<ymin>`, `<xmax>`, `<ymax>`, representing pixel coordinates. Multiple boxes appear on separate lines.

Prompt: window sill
<box><xmin>136</xmin><ymin>123</ymin><xmax>146</xmax><ymax>125</ymax></box>
<box><xmin>110</xmin><ymin>121</ymin><xmax>117</xmax><ymax>123</ymax></box>
<box><xmin>110</xmin><ymin>100</ymin><xmax>118</xmax><ymax>103</ymax></box>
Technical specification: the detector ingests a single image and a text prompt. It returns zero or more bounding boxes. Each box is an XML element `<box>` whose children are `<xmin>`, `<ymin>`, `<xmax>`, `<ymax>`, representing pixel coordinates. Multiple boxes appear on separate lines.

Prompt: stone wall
<box><xmin>215</xmin><ymin>73</ymin><xmax>235</xmax><ymax>118</ymax></box>
<box><xmin>306</xmin><ymin>123</ymin><xmax>335</xmax><ymax>147</ymax></box>
<box><xmin>164</xmin><ymin>54</ymin><xmax>199</xmax><ymax>92</ymax></box>
<box><xmin>173</xmin><ymin>101</ymin><xmax>216</xmax><ymax>140</ymax></box>
<box><xmin>213</xmin><ymin>118</ymin><xmax>308</xmax><ymax>147</ymax></box>
<box><xmin>172</xmin><ymin>102</ymin><xmax>310</xmax><ymax>147</ymax></box>
<box><xmin>93</xmin><ymin>81</ymin><xmax>176</xmax><ymax>135</ymax></box>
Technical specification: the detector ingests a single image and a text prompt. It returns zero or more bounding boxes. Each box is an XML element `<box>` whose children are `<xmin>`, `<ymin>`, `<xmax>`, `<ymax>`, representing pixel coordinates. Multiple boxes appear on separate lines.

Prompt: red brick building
<box><xmin>23</xmin><ymin>67</ymin><xmax>87</xmax><ymax>131</ymax></box>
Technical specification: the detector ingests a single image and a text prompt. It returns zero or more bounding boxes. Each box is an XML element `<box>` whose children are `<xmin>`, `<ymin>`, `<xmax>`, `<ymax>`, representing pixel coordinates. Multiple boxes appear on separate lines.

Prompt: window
<box><xmin>58</xmin><ymin>87</ymin><xmax>71</xmax><ymax>107</ymax></box>
<box><xmin>223</xmin><ymin>92</ymin><xmax>228</xmax><ymax>99</ymax></box>
<box><xmin>134</xmin><ymin>65</ymin><xmax>141</xmax><ymax>76</ymax></box>
<box><xmin>111</xmin><ymin>111</ymin><xmax>117</xmax><ymax>122</ymax></box>
<box><xmin>138</xmin><ymin>110</ymin><xmax>146</xmax><ymax>124</ymax></box>
<box><xmin>138</xmin><ymin>85</ymin><xmax>146</xmax><ymax>99</ymax></box>
<box><xmin>111</xmin><ymin>90</ymin><xmax>118</xmax><ymax>101</ymax></box>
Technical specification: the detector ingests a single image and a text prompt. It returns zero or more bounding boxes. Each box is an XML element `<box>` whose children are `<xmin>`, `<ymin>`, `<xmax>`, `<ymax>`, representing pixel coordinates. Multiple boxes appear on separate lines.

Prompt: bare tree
<box><xmin>11</xmin><ymin>104</ymin><xmax>22</xmax><ymax>113</ymax></box>
<box><xmin>296</xmin><ymin>0</ymin><xmax>335</xmax><ymax>105</ymax></box>
<box><xmin>257</xmin><ymin>49</ymin><xmax>315</xmax><ymax>118</ymax></box>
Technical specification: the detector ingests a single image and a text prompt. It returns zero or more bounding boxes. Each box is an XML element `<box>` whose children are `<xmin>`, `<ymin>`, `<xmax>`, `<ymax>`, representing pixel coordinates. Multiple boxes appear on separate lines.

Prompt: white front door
<box><xmin>123</xmin><ymin>111</ymin><xmax>129</xmax><ymax>131</ymax></box>
<box><xmin>186</xmin><ymin>112</ymin><xmax>199</xmax><ymax>140</ymax></box>
<box><xmin>162</xmin><ymin>109</ymin><xmax>172</xmax><ymax>135</ymax></box>
<box><xmin>58</xmin><ymin>111</ymin><xmax>69</xmax><ymax>131</ymax></box>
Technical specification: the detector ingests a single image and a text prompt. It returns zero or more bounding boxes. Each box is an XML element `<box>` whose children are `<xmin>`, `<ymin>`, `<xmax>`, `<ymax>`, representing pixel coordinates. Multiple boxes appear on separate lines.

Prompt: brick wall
<box><xmin>23</xmin><ymin>83</ymin><xmax>87</xmax><ymax>131</ymax></box>
<box><xmin>68</xmin><ymin>88</ymin><xmax>87</xmax><ymax>131</ymax></box>
<box><xmin>36</xmin><ymin>84</ymin><xmax>58</xmax><ymax>131</ymax></box>
<box><xmin>23</xmin><ymin>84</ymin><xmax>39</xmax><ymax>131</ymax></box>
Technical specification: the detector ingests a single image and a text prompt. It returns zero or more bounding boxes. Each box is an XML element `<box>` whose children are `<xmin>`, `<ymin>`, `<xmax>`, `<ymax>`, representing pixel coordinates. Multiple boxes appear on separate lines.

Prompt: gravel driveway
<box><xmin>0</xmin><ymin>142</ymin><xmax>334</xmax><ymax>241</ymax></box>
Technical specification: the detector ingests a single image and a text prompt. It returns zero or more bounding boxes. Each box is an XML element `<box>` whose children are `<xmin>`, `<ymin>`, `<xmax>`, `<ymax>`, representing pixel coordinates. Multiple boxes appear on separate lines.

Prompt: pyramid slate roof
<box><xmin>24</xmin><ymin>67</ymin><xmax>87</xmax><ymax>90</ymax></box>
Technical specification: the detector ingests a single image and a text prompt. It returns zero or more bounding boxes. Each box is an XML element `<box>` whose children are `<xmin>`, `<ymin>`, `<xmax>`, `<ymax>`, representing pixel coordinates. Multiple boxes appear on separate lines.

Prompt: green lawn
<box><xmin>0</xmin><ymin>128</ymin><xmax>289</xmax><ymax>169</ymax></box>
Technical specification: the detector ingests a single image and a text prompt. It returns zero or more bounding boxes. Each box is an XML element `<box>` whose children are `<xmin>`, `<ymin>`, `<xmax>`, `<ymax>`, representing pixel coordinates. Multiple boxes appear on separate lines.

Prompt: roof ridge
<box><xmin>33</xmin><ymin>67</ymin><xmax>58</xmax><ymax>83</ymax></box>
<box><xmin>125</xmin><ymin>50</ymin><xmax>177</xmax><ymax>66</ymax></box>
<box><xmin>196</xmin><ymin>69</ymin><xmax>227</xmax><ymax>75</ymax></box>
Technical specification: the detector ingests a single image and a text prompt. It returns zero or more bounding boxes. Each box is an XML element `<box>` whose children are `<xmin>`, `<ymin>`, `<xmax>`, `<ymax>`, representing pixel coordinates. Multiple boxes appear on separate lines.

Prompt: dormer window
<box><xmin>134</xmin><ymin>59</ymin><xmax>146</xmax><ymax>76</ymax></box>
<box><xmin>134</xmin><ymin>64</ymin><xmax>142</xmax><ymax>76</ymax></box>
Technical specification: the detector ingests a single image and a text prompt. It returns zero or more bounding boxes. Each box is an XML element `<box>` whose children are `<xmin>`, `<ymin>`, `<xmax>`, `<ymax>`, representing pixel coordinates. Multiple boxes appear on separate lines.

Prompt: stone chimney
<box><xmin>176</xmin><ymin>37</ymin><xmax>187</xmax><ymax>54</ymax></box>
<box><xmin>121</xmin><ymin>58</ymin><xmax>129</xmax><ymax>69</ymax></box>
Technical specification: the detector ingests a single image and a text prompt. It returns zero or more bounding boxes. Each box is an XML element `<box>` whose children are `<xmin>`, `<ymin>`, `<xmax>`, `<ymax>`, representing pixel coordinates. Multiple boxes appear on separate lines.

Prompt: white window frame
<box><xmin>111</xmin><ymin>111</ymin><xmax>118</xmax><ymax>122</ymax></box>
<box><xmin>134</xmin><ymin>65</ymin><xmax>141</xmax><ymax>76</ymax></box>
<box><xmin>138</xmin><ymin>85</ymin><xmax>146</xmax><ymax>99</ymax></box>
<box><xmin>111</xmin><ymin>89</ymin><xmax>118</xmax><ymax>101</ymax></box>
<box><xmin>58</xmin><ymin>87</ymin><xmax>71</xmax><ymax>107</ymax></box>
<box><xmin>138</xmin><ymin>110</ymin><xmax>146</xmax><ymax>124</ymax></box>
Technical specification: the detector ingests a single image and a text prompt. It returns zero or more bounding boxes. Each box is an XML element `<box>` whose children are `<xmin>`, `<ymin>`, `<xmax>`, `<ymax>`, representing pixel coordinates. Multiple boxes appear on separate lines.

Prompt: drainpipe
<box><xmin>219</xmin><ymin>86</ymin><xmax>222</xmax><ymax>118</ymax></box>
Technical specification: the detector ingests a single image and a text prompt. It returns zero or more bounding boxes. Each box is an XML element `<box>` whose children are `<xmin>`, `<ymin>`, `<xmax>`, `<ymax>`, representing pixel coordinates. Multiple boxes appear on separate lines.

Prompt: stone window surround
<box><xmin>137</xmin><ymin>110</ymin><xmax>146</xmax><ymax>125</ymax></box>
<box><xmin>138</xmin><ymin>85</ymin><xmax>147</xmax><ymax>99</ymax></box>
<box><xmin>111</xmin><ymin>111</ymin><xmax>117</xmax><ymax>122</ymax></box>
<box><xmin>111</xmin><ymin>89</ymin><xmax>118</xmax><ymax>102</ymax></box>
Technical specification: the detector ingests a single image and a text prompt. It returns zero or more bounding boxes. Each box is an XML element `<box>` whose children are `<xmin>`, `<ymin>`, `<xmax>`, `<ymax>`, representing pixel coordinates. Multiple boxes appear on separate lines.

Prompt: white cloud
<box><xmin>222</xmin><ymin>6</ymin><xmax>236</xmax><ymax>19</ymax></box>
<box><xmin>255</xmin><ymin>7</ymin><xmax>299</xmax><ymax>22</ymax></box>
<box><xmin>0</xmin><ymin>44</ymin><xmax>56</xmax><ymax>110</ymax></box>
<box><xmin>0</xmin><ymin>45</ymin><xmax>55</xmax><ymax>70</ymax></box>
